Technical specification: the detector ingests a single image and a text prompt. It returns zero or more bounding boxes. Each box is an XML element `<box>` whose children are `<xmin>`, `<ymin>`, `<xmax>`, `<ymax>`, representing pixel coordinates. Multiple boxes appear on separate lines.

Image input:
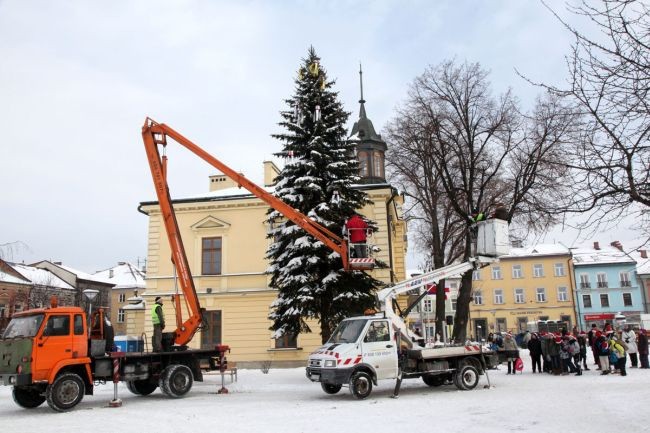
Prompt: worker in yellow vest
<box><xmin>151</xmin><ymin>296</ymin><xmax>165</xmax><ymax>352</ymax></box>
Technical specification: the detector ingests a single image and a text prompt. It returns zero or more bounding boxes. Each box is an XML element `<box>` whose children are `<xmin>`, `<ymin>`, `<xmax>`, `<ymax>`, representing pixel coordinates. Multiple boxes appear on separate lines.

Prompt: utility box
<box><xmin>114</xmin><ymin>336</ymin><xmax>144</xmax><ymax>353</ymax></box>
<box><xmin>476</xmin><ymin>219</ymin><xmax>510</xmax><ymax>257</ymax></box>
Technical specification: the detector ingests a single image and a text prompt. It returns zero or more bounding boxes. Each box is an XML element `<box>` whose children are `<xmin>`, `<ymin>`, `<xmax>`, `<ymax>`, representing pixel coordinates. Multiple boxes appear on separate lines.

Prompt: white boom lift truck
<box><xmin>306</xmin><ymin>219</ymin><xmax>510</xmax><ymax>399</ymax></box>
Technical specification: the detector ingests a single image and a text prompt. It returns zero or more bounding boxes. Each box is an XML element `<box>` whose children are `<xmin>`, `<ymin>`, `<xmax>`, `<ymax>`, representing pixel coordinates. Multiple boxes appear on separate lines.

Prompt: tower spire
<box><xmin>359</xmin><ymin>63</ymin><xmax>365</xmax><ymax>104</ymax></box>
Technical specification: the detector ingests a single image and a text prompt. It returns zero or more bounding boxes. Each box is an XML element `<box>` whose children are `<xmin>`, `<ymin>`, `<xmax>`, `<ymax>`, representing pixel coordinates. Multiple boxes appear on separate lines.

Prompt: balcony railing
<box><xmin>580</xmin><ymin>282</ymin><xmax>591</xmax><ymax>289</ymax></box>
<box><xmin>597</xmin><ymin>282</ymin><xmax>608</xmax><ymax>288</ymax></box>
<box><xmin>621</xmin><ymin>280</ymin><xmax>631</xmax><ymax>287</ymax></box>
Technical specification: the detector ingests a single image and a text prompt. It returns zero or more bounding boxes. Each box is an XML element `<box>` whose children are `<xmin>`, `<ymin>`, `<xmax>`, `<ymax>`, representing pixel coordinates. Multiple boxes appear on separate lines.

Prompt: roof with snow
<box><xmin>571</xmin><ymin>245</ymin><xmax>636</xmax><ymax>266</ymax></box>
<box><xmin>94</xmin><ymin>262</ymin><xmax>146</xmax><ymax>289</ymax></box>
<box><xmin>54</xmin><ymin>263</ymin><xmax>113</xmax><ymax>285</ymax></box>
<box><xmin>4</xmin><ymin>263</ymin><xmax>75</xmax><ymax>290</ymax></box>
<box><xmin>502</xmin><ymin>244</ymin><xmax>570</xmax><ymax>258</ymax></box>
<box><xmin>628</xmin><ymin>250</ymin><xmax>650</xmax><ymax>276</ymax></box>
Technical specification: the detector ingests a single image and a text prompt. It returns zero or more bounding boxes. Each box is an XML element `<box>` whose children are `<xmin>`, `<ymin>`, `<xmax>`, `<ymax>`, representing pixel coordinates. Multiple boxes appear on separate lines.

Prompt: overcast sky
<box><xmin>0</xmin><ymin>0</ymin><xmax>639</xmax><ymax>273</ymax></box>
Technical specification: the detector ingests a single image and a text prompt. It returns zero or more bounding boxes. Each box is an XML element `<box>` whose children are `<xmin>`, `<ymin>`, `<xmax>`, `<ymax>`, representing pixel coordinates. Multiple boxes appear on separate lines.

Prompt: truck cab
<box><xmin>307</xmin><ymin>314</ymin><xmax>400</xmax><ymax>397</ymax></box>
<box><xmin>0</xmin><ymin>305</ymin><xmax>96</xmax><ymax>411</ymax></box>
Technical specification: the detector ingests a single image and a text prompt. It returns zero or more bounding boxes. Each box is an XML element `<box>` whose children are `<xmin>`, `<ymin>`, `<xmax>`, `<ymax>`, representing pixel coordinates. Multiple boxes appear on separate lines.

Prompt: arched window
<box><xmin>358</xmin><ymin>151</ymin><xmax>369</xmax><ymax>177</ymax></box>
<box><xmin>373</xmin><ymin>151</ymin><xmax>384</xmax><ymax>178</ymax></box>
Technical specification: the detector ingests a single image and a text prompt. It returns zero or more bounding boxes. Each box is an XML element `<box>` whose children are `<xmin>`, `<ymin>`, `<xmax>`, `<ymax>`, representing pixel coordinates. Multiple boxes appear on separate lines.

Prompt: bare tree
<box><xmin>387</xmin><ymin>60</ymin><xmax>576</xmax><ymax>341</ymax></box>
<box><xmin>536</xmin><ymin>0</ymin><xmax>650</xmax><ymax>236</ymax></box>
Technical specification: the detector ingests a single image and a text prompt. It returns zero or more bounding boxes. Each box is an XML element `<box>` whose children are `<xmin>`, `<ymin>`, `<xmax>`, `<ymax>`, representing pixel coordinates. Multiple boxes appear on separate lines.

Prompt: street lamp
<box><xmin>83</xmin><ymin>289</ymin><xmax>99</xmax><ymax>317</ymax></box>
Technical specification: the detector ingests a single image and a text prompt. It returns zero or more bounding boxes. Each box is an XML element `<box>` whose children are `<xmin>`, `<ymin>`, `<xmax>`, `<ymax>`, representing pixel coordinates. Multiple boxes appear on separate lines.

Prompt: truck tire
<box><xmin>159</xmin><ymin>364</ymin><xmax>193</xmax><ymax>398</ymax></box>
<box><xmin>321</xmin><ymin>383</ymin><xmax>342</xmax><ymax>394</ymax></box>
<box><xmin>126</xmin><ymin>379</ymin><xmax>158</xmax><ymax>396</ymax></box>
<box><xmin>12</xmin><ymin>386</ymin><xmax>46</xmax><ymax>409</ymax></box>
<box><xmin>422</xmin><ymin>374</ymin><xmax>446</xmax><ymax>387</ymax></box>
<box><xmin>349</xmin><ymin>371</ymin><xmax>372</xmax><ymax>399</ymax></box>
<box><xmin>46</xmin><ymin>372</ymin><xmax>85</xmax><ymax>412</ymax></box>
<box><xmin>454</xmin><ymin>364</ymin><xmax>479</xmax><ymax>391</ymax></box>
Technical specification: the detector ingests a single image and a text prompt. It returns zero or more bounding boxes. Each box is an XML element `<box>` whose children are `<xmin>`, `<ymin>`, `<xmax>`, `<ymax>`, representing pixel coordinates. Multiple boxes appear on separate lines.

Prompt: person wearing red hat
<box><xmin>548</xmin><ymin>333</ymin><xmax>562</xmax><ymax>375</ymax></box>
<box><xmin>595</xmin><ymin>330</ymin><xmax>611</xmax><ymax>374</ymax></box>
<box><xmin>638</xmin><ymin>329</ymin><xmax>649</xmax><ymax>369</ymax></box>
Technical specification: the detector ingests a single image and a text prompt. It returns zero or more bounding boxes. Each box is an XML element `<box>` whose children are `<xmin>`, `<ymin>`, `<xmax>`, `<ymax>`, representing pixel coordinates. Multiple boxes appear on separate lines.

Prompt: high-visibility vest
<box><xmin>151</xmin><ymin>304</ymin><xmax>163</xmax><ymax>325</ymax></box>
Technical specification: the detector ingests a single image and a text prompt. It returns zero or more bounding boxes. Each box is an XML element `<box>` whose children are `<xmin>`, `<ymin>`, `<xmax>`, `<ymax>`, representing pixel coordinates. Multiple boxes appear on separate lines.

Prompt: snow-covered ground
<box><xmin>2</xmin><ymin>351</ymin><xmax>649</xmax><ymax>433</ymax></box>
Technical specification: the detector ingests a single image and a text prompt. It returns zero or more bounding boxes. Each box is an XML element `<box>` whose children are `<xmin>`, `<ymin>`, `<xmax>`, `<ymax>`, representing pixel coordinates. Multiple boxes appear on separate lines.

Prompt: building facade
<box><xmin>469</xmin><ymin>245</ymin><xmax>576</xmax><ymax>338</ymax></box>
<box><xmin>573</xmin><ymin>242</ymin><xmax>642</xmax><ymax>329</ymax></box>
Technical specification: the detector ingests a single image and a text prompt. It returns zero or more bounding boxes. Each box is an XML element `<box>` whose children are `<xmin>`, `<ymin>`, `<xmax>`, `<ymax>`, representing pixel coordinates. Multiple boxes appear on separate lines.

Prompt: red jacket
<box><xmin>346</xmin><ymin>215</ymin><xmax>368</xmax><ymax>243</ymax></box>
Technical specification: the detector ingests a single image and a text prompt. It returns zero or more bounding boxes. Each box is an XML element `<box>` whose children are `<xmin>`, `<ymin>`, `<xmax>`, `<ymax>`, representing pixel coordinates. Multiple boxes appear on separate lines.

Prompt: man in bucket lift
<box><xmin>345</xmin><ymin>213</ymin><xmax>370</xmax><ymax>258</ymax></box>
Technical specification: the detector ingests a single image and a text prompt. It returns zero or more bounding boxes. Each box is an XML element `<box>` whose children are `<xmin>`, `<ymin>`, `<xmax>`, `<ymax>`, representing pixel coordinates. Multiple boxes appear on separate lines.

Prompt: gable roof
<box><xmin>4</xmin><ymin>262</ymin><xmax>75</xmax><ymax>290</ymax></box>
<box><xmin>571</xmin><ymin>245</ymin><xmax>636</xmax><ymax>266</ymax></box>
<box><xmin>94</xmin><ymin>262</ymin><xmax>146</xmax><ymax>290</ymax></box>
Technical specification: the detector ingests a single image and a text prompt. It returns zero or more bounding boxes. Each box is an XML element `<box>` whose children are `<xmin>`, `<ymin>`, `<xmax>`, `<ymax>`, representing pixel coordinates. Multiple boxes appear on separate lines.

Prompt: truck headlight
<box><xmin>324</xmin><ymin>360</ymin><xmax>336</xmax><ymax>368</ymax></box>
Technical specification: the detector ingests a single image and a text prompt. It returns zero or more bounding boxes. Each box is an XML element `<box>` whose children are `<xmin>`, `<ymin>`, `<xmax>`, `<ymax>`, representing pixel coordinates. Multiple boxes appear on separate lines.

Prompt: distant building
<box><xmin>572</xmin><ymin>241</ymin><xmax>641</xmax><ymax>329</ymax></box>
<box><xmin>631</xmin><ymin>249</ymin><xmax>650</xmax><ymax>313</ymax></box>
<box><xmin>0</xmin><ymin>259</ymin><xmax>75</xmax><ymax>331</ymax></box>
<box><xmin>31</xmin><ymin>260</ymin><xmax>114</xmax><ymax>313</ymax></box>
<box><xmin>94</xmin><ymin>262</ymin><xmax>146</xmax><ymax>335</ymax></box>
<box><xmin>470</xmin><ymin>244</ymin><xmax>576</xmax><ymax>337</ymax></box>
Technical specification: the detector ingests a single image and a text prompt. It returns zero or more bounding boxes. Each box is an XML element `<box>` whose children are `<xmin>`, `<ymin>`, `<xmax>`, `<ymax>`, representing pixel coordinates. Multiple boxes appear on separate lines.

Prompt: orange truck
<box><xmin>0</xmin><ymin>303</ymin><xmax>227</xmax><ymax>411</ymax></box>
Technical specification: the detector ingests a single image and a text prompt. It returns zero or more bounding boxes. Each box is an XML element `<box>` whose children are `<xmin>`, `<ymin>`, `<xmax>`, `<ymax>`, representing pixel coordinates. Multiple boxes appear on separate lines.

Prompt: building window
<box><xmin>597</xmin><ymin>273</ymin><xmax>608</xmax><ymax>288</ymax></box>
<box><xmin>275</xmin><ymin>332</ymin><xmax>298</xmax><ymax>349</ymax></box>
<box><xmin>423</xmin><ymin>298</ymin><xmax>433</xmax><ymax>313</ymax></box>
<box><xmin>372</xmin><ymin>151</ymin><xmax>384</xmax><ymax>178</ymax></box>
<box><xmin>358</xmin><ymin>151</ymin><xmax>369</xmax><ymax>177</ymax></box>
<box><xmin>554</xmin><ymin>263</ymin><xmax>565</xmax><ymax>277</ymax></box>
<box><xmin>496</xmin><ymin>318</ymin><xmax>507</xmax><ymax>333</ymax></box>
<box><xmin>512</xmin><ymin>265</ymin><xmax>523</xmax><ymax>279</ymax></box>
<box><xmin>536</xmin><ymin>288</ymin><xmax>547</xmax><ymax>303</ymax></box>
<box><xmin>600</xmin><ymin>293</ymin><xmax>609</xmax><ymax>307</ymax></box>
<box><xmin>202</xmin><ymin>237</ymin><xmax>222</xmax><ymax>275</ymax></box>
<box><xmin>451</xmin><ymin>296</ymin><xmax>457</xmax><ymax>311</ymax></box>
<box><xmin>533</xmin><ymin>264</ymin><xmax>544</xmax><ymax>278</ymax></box>
<box><xmin>473</xmin><ymin>290</ymin><xmax>483</xmax><ymax>305</ymax></box>
<box><xmin>118</xmin><ymin>293</ymin><xmax>126</xmax><ymax>303</ymax></box>
<box><xmin>557</xmin><ymin>286</ymin><xmax>568</xmax><ymax>302</ymax></box>
<box><xmin>117</xmin><ymin>309</ymin><xmax>125</xmax><ymax>323</ymax></box>
<box><xmin>491</xmin><ymin>266</ymin><xmax>502</xmax><ymax>280</ymax></box>
<box><xmin>623</xmin><ymin>293</ymin><xmax>633</xmax><ymax>307</ymax></box>
<box><xmin>494</xmin><ymin>289</ymin><xmax>504</xmax><ymax>305</ymax></box>
<box><xmin>583</xmin><ymin>294</ymin><xmax>592</xmax><ymax>308</ymax></box>
<box><xmin>580</xmin><ymin>274</ymin><xmax>590</xmax><ymax>289</ymax></box>
<box><xmin>514</xmin><ymin>288</ymin><xmax>525</xmax><ymax>304</ymax></box>
<box><xmin>472</xmin><ymin>270</ymin><xmax>481</xmax><ymax>281</ymax></box>
<box><xmin>620</xmin><ymin>272</ymin><xmax>631</xmax><ymax>287</ymax></box>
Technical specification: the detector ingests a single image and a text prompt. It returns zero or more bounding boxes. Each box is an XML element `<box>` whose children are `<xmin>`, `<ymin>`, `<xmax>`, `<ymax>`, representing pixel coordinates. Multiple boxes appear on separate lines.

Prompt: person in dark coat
<box><xmin>588</xmin><ymin>323</ymin><xmax>600</xmax><ymax>368</ymax></box>
<box><xmin>638</xmin><ymin>329</ymin><xmax>649</xmax><ymax>369</ymax></box>
<box><xmin>527</xmin><ymin>332</ymin><xmax>543</xmax><ymax>373</ymax></box>
<box><xmin>577</xmin><ymin>331</ymin><xmax>590</xmax><ymax>370</ymax></box>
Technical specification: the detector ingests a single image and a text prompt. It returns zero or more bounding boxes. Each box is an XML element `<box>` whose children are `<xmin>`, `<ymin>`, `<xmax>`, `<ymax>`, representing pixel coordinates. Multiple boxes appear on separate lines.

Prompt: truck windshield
<box><xmin>328</xmin><ymin>319</ymin><xmax>367</xmax><ymax>344</ymax></box>
<box><xmin>2</xmin><ymin>314</ymin><xmax>45</xmax><ymax>339</ymax></box>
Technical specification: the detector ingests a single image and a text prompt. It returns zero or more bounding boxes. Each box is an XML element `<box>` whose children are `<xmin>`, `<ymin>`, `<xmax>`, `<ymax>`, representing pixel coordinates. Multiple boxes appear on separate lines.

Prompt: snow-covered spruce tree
<box><xmin>267</xmin><ymin>47</ymin><xmax>380</xmax><ymax>344</ymax></box>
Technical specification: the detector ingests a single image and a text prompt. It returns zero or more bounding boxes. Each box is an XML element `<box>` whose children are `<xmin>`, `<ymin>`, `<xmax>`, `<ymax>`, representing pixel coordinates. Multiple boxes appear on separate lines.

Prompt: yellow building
<box><xmin>138</xmin><ymin>99</ymin><xmax>407</xmax><ymax>367</ymax></box>
<box><xmin>469</xmin><ymin>244</ymin><xmax>577</xmax><ymax>339</ymax></box>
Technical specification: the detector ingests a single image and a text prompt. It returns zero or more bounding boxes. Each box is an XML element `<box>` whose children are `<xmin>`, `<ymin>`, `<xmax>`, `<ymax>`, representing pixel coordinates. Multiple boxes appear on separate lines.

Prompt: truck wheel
<box><xmin>46</xmin><ymin>372</ymin><xmax>85</xmax><ymax>412</ymax></box>
<box><xmin>422</xmin><ymin>374</ymin><xmax>446</xmax><ymax>387</ymax></box>
<box><xmin>321</xmin><ymin>383</ymin><xmax>342</xmax><ymax>394</ymax></box>
<box><xmin>159</xmin><ymin>364</ymin><xmax>193</xmax><ymax>398</ymax></box>
<box><xmin>349</xmin><ymin>371</ymin><xmax>372</xmax><ymax>399</ymax></box>
<box><xmin>126</xmin><ymin>380</ymin><xmax>158</xmax><ymax>396</ymax></box>
<box><xmin>12</xmin><ymin>386</ymin><xmax>46</xmax><ymax>408</ymax></box>
<box><xmin>454</xmin><ymin>364</ymin><xmax>479</xmax><ymax>391</ymax></box>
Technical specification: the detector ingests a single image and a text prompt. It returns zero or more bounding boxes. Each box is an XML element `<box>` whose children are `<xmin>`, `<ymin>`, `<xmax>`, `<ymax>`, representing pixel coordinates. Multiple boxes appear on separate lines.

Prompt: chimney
<box><xmin>54</xmin><ymin>261</ymin><xmax>62</xmax><ymax>265</ymax></box>
<box><xmin>593</xmin><ymin>242</ymin><xmax>600</xmax><ymax>250</ymax></box>
<box><xmin>263</xmin><ymin>160</ymin><xmax>281</xmax><ymax>187</ymax></box>
<box><xmin>209</xmin><ymin>174</ymin><xmax>240</xmax><ymax>192</ymax></box>
<box><xmin>109</xmin><ymin>269</ymin><xmax>114</xmax><ymax>278</ymax></box>
<box><xmin>641</xmin><ymin>249</ymin><xmax>648</xmax><ymax>259</ymax></box>
<box><xmin>610</xmin><ymin>241</ymin><xmax>623</xmax><ymax>251</ymax></box>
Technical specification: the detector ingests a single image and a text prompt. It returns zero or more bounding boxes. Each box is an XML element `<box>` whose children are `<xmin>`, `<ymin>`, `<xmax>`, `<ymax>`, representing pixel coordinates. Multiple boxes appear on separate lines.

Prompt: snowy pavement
<box><xmin>1</xmin><ymin>351</ymin><xmax>649</xmax><ymax>433</ymax></box>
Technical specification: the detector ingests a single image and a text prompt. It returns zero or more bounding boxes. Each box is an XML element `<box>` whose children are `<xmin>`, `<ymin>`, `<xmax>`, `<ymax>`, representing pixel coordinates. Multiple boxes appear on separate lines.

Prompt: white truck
<box><xmin>306</xmin><ymin>220</ymin><xmax>509</xmax><ymax>399</ymax></box>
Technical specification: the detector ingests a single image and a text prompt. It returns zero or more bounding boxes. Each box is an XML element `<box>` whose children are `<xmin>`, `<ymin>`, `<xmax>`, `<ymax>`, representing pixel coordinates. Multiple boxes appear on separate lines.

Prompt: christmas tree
<box><xmin>267</xmin><ymin>47</ymin><xmax>380</xmax><ymax>344</ymax></box>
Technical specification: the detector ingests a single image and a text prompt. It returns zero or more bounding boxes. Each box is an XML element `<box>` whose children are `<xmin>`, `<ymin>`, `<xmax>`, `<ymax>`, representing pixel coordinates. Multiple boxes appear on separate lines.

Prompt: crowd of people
<box><xmin>487</xmin><ymin>323</ymin><xmax>649</xmax><ymax>376</ymax></box>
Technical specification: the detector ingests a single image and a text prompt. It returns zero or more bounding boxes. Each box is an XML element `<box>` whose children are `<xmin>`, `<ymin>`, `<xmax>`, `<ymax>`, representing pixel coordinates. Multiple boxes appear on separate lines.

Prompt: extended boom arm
<box><xmin>141</xmin><ymin>118</ymin><xmax>354</xmax><ymax>345</ymax></box>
